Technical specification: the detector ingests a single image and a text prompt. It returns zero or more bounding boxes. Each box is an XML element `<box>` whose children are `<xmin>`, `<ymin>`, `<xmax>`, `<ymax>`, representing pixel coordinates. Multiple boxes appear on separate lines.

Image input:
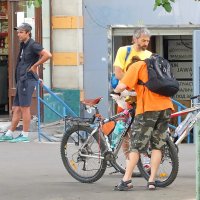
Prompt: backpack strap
<box><xmin>125</xmin><ymin>46</ymin><xmax>131</xmax><ymax>61</ymax></box>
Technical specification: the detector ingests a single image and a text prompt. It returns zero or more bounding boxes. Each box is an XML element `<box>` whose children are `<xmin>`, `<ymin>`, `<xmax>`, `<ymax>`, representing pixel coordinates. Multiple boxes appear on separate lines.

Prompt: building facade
<box><xmin>0</xmin><ymin>0</ymin><xmax>83</xmax><ymax>121</ymax></box>
<box><xmin>1</xmin><ymin>0</ymin><xmax>200</xmax><ymax>121</ymax></box>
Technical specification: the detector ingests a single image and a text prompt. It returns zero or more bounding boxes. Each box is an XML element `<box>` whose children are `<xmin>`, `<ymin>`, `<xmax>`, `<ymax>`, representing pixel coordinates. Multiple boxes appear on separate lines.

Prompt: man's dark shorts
<box><xmin>130</xmin><ymin>109</ymin><xmax>171</xmax><ymax>153</ymax></box>
<box><xmin>13</xmin><ymin>78</ymin><xmax>37</xmax><ymax>107</ymax></box>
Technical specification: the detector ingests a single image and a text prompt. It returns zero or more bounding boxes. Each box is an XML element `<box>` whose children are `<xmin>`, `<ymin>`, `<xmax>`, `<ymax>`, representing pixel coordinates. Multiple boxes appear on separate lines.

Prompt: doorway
<box><xmin>0</xmin><ymin>1</ymin><xmax>8</xmax><ymax>119</ymax></box>
<box><xmin>109</xmin><ymin>26</ymin><xmax>198</xmax><ymax>143</ymax></box>
<box><xmin>112</xmin><ymin>34</ymin><xmax>192</xmax><ymax>109</ymax></box>
<box><xmin>110</xmin><ymin>26</ymin><xmax>200</xmax><ymax>110</ymax></box>
<box><xmin>0</xmin><ymin>0</ymin><xmax>43</xmax><ymax>120</ymax></box>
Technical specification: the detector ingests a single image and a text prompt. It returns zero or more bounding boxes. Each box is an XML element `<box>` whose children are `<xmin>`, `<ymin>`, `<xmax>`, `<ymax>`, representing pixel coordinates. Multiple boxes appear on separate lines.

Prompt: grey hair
<box><xmin>132</xmin><ymin>27</ymin><xmax>151</xmax><ymax>39</ymax></box>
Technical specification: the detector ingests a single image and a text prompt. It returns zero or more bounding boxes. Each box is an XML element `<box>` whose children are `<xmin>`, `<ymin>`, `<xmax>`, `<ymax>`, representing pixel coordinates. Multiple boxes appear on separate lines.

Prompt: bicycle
<box><xmin>138</xmin><ymin>95</ymin><xmax>200</xmax><ymax>187</ymax></box>
<box><xmin>60</xmin><ymin>97</ymin><xmax>138</xmax><ymax>183</ymax></box>
<box><xmin>171</xmin><ymin>95</ymin><xmax>200</xmax><ymax>146</ymax></box>
<box><xmin>60</xmin><ymin>96</ymin><xmax>179</xmax><ymax>186</ymax></box>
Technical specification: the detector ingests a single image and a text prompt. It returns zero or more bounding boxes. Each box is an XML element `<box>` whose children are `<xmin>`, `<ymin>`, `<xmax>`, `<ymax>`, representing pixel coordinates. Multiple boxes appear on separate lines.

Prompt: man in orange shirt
<box><xmin>113</xmin><ymin>58</ymin><xmax>174</xmax><ymax>191</ymax></box>
<box><xmin>113</xmin><ymin>27</ymin><xmax>152</xmax><ymax>168</ymax></box>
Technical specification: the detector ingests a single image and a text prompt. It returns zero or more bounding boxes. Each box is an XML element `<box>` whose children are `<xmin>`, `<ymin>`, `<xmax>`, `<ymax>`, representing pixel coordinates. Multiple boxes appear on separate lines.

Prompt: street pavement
<box><xmin>0</xmin><ymin>141</ymin><xmax>195</xmax><ymax>200</ymax></box>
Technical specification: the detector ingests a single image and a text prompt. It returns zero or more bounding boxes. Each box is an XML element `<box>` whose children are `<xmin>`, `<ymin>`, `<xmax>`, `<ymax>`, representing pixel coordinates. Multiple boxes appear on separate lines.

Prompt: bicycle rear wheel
<box><xmin>137</xmin><ymin>136</ymin><xmax>179</xmax><ymax>187</ymax></box>
<box><xmin>60</xmin><ymin>125</ymin><xmax>107</xmax><ymax>183</ymax></box>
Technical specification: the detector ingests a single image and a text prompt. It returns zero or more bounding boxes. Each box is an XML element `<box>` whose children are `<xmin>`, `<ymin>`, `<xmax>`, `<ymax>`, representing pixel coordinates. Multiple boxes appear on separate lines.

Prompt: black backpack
<box><xmin>138</xmin><ymin>54</ymin><xmax>179</xmax><ymax>97</ymax></box>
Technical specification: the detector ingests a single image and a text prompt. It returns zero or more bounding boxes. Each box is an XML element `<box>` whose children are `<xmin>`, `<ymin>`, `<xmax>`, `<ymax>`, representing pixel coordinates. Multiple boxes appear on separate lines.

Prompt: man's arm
<box><xmin>114</xmin><ymin>66</ymin><xmax>124</xmax><ymax>80</ymax></box>
<box><xmin>29</xmin><ymin>49</ymin><xmax>52</xmax><ymax>73</ymax></box>
<box><xmin>114</xmin><ymin>82</ymin><xmax>127</xmax><ymax>93</ymax></box>
<box><xmin>113</xmin><ymin>47</ymin><xmax>127</xmax><ymax>80</ymax></box>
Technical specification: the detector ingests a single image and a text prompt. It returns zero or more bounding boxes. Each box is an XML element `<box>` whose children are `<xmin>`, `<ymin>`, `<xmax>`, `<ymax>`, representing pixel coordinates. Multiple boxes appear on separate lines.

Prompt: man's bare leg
<box><xmin>121</xmin><ymin>134</ymin><xmax>131</xmax><ymax>181</ymax></box>
<box><xmin>9</xmin><ymin>106</ymin><xmax>21</xmax><ymax>131</ymax></box>
<box><xmin>8</xmin><ymin>106</ymin><xmax>31</xmax><ymax>142</ymax></box>
<box><xmin>115</xmin><ymin>151</ymin><xmax>139</xmax><ymax>190</ymax></box>
<box><xmin>0</xmin><ymin>106</ymin><xmax>21</xmax><ymax>140</ymax></box>
<box><xmin>122</xmin><ymin>134</ymin><xmax>130</xmax><ymax>158</ymax></box>
<box><xmin>122</xmin><ymin>151</ymin><xmax>140</xmax><ymax>182</ymax></box>
<box><xmin>148</xmin><ymin>149</ymin><xmax>162</xmax><ymax>189</ymax></box>
<box><xmin>20</xmin><ymin>106</ymin><xmax>31</xmax><ymax>132</ymax></box>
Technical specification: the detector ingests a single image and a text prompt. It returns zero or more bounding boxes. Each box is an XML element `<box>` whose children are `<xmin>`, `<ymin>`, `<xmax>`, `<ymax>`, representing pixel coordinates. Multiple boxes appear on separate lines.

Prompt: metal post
<box><xmin>196</xmin><ymin>124</ymin><xmax>200</xmax><ymax>199</ymax></box>
<box><xmin>193</xmin><ymin>30</ymin><xmax>200</xmax><ymax>200</ymax></box>
<box><xmin>37</xmin><ymin>81</ymin><xmax>41</xmax><ymax>142</ymax></box>
<box><xmin>63</xmin><ymin>107</ymin><xmax>67</xmax><ymax>118</ymax></box>
<box><xmin>177</xmin><ymin>105</ymin><xmax>181</xmax><ymax>129</ymax></box>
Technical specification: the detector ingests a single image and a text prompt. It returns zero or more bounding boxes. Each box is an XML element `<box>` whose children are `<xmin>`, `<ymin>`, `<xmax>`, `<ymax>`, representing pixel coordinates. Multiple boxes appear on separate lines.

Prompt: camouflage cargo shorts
<box><xmin>130</xmin><ymin>109</ymin><xmax>171</xmax><ymax>153</ymax></box>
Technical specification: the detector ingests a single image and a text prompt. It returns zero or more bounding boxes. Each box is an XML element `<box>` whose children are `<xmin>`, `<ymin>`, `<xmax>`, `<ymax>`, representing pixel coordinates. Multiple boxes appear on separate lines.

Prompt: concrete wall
<box><xmin>51</xmin><ymin>0</ymin><xmax>83</xmax><ymax>90</ymax></box>
<box><xmin>83</xmin><ymin>0</ymin><xmax>200</xmax><ymax>117</ymax></box>
<box><xmin>42</xmin><ymin>0</ymin><xmax>51</xmax><ymax>87</ymax></box>
<box><xmin>42</xmin><ymin>0</ymin><xmax>83</xmax><ymax>121</ymax></box>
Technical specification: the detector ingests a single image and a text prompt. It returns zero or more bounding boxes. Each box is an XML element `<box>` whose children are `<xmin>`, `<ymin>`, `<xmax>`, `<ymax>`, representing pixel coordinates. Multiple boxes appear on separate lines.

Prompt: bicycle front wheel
<box><xmin>60</xmin><ymin>125</ymin><xmax>107</xmax><ymax>183</ymax></box>
<box><xmin>137</xmin><ymin>136</ymin><xmax>179</xmax><ymax>187</ymax></box>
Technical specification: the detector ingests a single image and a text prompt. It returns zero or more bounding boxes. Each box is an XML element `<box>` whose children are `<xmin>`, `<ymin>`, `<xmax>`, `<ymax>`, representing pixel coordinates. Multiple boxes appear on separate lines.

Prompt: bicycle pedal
<box><xmin>109</xmin><ymin>170</ymin><xmax>120</xmax><ymax>175</ymax></box>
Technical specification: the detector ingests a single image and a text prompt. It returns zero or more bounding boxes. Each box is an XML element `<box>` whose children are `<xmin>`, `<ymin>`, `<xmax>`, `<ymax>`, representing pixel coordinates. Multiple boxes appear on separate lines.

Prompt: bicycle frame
<box><xmin>79</xmin><ymin>126</ymin><xmax>105</xmax><ymax>159</ymax></box>
<box><xmin>84</xmin><ymin>109</ymin><xmax>133</xmax><ymax>160</ymax></box>
<box><xmin>110</xmin><ymin>110</ymin><xmax>134</xmax><ymax>157</ymax></box>
<box><xmin>64</xmin><ymin>102</ymin><xmax>135</xmax><ymax>161</ymax></box>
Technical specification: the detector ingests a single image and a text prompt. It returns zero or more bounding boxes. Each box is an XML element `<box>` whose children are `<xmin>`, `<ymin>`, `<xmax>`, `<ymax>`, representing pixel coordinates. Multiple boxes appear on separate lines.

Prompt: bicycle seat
<box><xmin>82</xmin><ymin>97</ymin><xmax>103</xmax><ymax>106</ymax></box>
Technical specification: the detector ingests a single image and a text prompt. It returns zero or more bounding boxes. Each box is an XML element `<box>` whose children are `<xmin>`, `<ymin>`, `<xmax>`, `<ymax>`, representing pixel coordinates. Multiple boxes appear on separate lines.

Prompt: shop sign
<box><xmin>170</xmin><ymin>62</ymin><xmax>192</xmax><ymax>79</ymax></box>
<box><xmin>174</xmin><ymin>81</ymin><xmax>193</xmax><ymax>100</ymax></box>
<box><xmin>168</xmin><ymin>40</ymin><xmax>192</xmax><ymax>60</ymax></box>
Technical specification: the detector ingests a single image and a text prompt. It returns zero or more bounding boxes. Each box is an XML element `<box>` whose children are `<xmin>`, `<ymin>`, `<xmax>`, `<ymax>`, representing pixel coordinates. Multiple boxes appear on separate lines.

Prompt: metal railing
<box><xmin>36</xmin><ymin>81</ymin><xmax>77</xmax><ymax>142</ymax></box>
<box><xmin>36</xmin><ymin>81</ymin><xmax>191</xmax><ymax>143</ymax></box>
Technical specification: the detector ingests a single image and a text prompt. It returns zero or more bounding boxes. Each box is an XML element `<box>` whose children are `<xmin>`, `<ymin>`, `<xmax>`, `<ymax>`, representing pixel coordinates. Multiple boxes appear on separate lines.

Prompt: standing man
<box><xmin>113</xmin><ymin>58</ymin><xmax>174</xmax><ymax>190</ymax></box>
<box><xmin>113</xmin><ymin>27</ymin><xmax>152</xmax><ymax>165</ymax></box>
<box><xmin>0</xmin><ymin>22</ymin><xmax>52</xmax><ymax>143</ymax></box>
